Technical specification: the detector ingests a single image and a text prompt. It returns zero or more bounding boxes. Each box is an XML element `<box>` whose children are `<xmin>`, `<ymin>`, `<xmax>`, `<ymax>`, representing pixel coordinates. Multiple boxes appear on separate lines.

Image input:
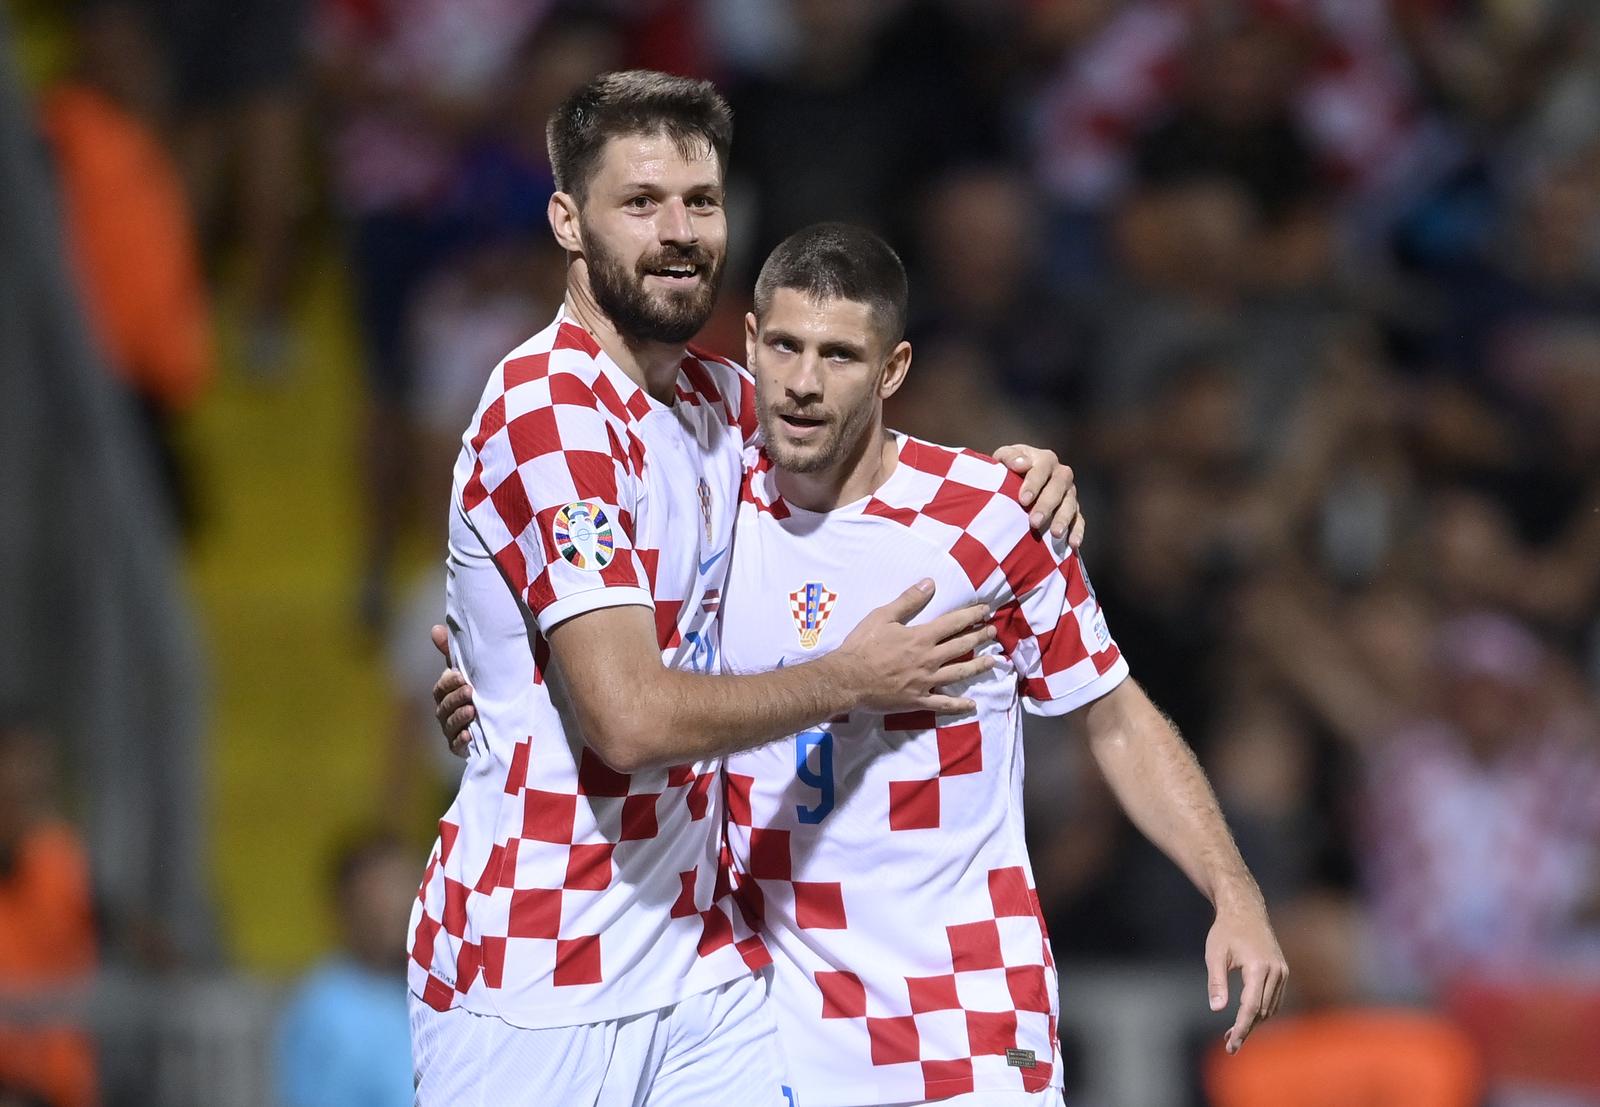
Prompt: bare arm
<box><xmin>1069</xmin><ymin>678</ymin><xmax>1287</xmax><ymax>1053</ymax></box>
<box><xmin>439</xmin><ymin>582</ymin><xmax>995</xmax><ymax>773</ymax></box>
<box><xmin>547</xmin><ymin>585</ymin><xmax>994</xmax><ymax>772</ymax></box>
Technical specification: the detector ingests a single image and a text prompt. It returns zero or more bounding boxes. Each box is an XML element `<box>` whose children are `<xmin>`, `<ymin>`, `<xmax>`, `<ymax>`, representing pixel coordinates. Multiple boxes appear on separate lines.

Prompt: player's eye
<box><xmin>687</xmin><ymin>194</ymin><xmax>718</xmax><ymax>210</ymax></box>
<box><xmin>625</xmin><ymin>196</ymin><xmax>653</xmax><ymax>211</ymax></box>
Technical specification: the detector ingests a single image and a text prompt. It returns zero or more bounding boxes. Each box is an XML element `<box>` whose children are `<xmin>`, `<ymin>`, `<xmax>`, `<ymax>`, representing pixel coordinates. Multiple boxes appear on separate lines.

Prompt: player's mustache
<box><xmin>771</xmin><ymin>406</ymin><xmax>831</xmax><ymax>422</ymax></box>
<box><xmin>636</xmin><ymin>246</ymin><xmax>716</xmax><ymax>273</ymax></box>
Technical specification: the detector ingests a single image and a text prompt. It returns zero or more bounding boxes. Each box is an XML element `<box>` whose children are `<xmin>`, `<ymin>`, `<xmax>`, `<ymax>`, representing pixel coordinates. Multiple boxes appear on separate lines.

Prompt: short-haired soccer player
<box><xmin>729</xmin><ymin>223</ymin><xmax>1285</xmax><ymax>1104</ymax></box>
<box><xmin>438</xmin><ymin>223</ymin><xmax>1287</xmax><ymax>1106</ymax></box>
<box><xmin>435</xmin><ymin>219</ymin><xmax>1286</xmax><ymax>1107</ymax></box>
<box><xmin>408</xmin><ymin>73</ymin><xmax>1080</xmax><ymax>1105</ymax></box>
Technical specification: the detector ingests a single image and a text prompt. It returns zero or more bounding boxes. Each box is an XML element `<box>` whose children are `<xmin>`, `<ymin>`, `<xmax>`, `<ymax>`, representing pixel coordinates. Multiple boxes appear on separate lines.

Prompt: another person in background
<box><xmin>1244</xmin><ymin>600</ymin><xmax>1600</xmax><ymax>999</ymax></box>
<box><xmin>274</xmin><ymin>832</ymin><xmax>415</xmax><ymax>1107</ymax></box>
<box><xmin>311</xmin><ymin>0</ymin><xmax>550</xmax><ymax>631</ymax></box>
<box><xmin>0</xmin><ymin>721</ymin><xmax>98</xmax><ymax>1107</ymax></box>
<box><xmin>40</xmin><ymin>0</ymin><xmax>214</xmax><ymax>533</ymax></box>
<box><xmin>136</xmin><ymin>0</ymin><xmax>312</xmax><ymax>377</ymax></box>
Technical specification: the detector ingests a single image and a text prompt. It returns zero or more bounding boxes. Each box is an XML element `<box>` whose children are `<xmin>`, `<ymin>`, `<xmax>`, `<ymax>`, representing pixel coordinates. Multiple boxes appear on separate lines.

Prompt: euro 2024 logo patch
<box><xmin>788</xmin><ymin>582</ymin><xmax>838</xmax><ymax>649</ymax></box>
<box><xmin>552</xmin><ymin>502</ymin><xmax>615</xmax><ymax>571</ymax></box>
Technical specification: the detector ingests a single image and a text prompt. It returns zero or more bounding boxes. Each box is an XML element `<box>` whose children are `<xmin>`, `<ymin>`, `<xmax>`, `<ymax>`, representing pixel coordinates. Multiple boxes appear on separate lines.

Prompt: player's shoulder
<box><xmin>866</xmin><ymin>434</ymin><xmax>1063</xmax><ymax>593</ymax></box>
<box><xmin>684</xmin><ymin>343</ymin><xmax>755</xmax><ymax>432</ymax></box>
<box><xmin>870</xmin><ymin>435</ymin><xmax>1031</xmax><ymax>529</ymax></box>
<box><xmin>485</xmin><ymin>315</ymin><xmax>655</xmax><ymax>425</ymax></box>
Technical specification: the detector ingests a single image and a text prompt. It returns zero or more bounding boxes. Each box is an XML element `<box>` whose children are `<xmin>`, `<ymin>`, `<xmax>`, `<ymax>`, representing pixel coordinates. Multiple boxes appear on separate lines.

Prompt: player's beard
<box><xmin>583</xmin><ymin>230</ymin><xmax>723</xmax><ymax>345</ymax></box>
<box><xmin>760</xmin><ymin>386</ymin><xmax>879</xmax><ymax>476</ymax></box>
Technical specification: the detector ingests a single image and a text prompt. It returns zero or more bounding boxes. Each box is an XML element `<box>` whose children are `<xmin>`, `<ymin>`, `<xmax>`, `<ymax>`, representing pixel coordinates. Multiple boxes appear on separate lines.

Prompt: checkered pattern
<box><xmin>1363</xmin><ymin>722</ymin><xmax>1600</xmax><ymax>994</ymax></box>
<box><xmin>721</xmin><ymin>432</ymin><xmax>1128</xmax><ymax>1105</ymax></box>
<box><xmin>408</xmin><ymin>309</ymin><xmax>766</xmax><ymax>1029</ymax></box>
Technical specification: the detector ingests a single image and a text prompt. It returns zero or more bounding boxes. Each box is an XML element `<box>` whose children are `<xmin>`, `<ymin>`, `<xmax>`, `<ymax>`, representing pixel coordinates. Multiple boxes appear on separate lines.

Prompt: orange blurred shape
<box><xmin>0</xmin><ymin>822</ymin><xmax>100</xmax><ymax>1107</ymax></box>
<box><xmin>1447</xmin><ymin>976</ymin><xmax>1600</xmax><ymax>1092</ymax></box>
<box><xmin>1204</xmin><ymin>1009</ymin><xmax>1482</xmax><ymax>1107</ymax></box>
<box><xmin>40</xmin><ymin>83</ymin><xmax>214</xmax><ymax>414</ymax></box>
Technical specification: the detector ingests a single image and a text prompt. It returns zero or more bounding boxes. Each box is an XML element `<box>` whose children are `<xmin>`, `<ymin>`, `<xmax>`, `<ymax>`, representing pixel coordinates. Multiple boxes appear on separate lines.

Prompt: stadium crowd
<box><xmin>6</xmin><ymin>0</ymin><xmax>1600</xmax><ymax>1104</ymax></box>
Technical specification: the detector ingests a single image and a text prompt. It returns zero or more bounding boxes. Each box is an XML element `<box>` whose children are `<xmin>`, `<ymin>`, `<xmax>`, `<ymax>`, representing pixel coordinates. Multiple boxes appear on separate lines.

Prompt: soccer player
<box><xmin>408</xmin><ymin>72</ymin><xmax>1079</xmax><ymax>1106</ymax></box>
<box><xmin>437</xmin><ymin>224</ymin><xmax>1288</xmax><ymax>1106</ymax></box>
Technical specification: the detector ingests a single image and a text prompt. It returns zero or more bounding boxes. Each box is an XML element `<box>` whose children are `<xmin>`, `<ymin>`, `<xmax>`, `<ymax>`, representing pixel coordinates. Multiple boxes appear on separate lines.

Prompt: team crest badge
<box><xmin>788</xmin><ymin>582</ymin><xmax>839</xmax><ymax>649</ymax></box>
<box><xmin>698</xmin><ymin>477</ymin><xmax>713</xmax><ymax>545</ymax></box>
<box><xmin>552</xmin><ymin>502</ymin><xmax>614</xmax><ymax>571</ymax></box>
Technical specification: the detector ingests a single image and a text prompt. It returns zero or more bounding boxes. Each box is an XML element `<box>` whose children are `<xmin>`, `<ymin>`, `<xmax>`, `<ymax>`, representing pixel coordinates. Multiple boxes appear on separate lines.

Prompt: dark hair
<box><xmin>753</xmin><ymin>223</ymin><xmax>910</xmax><ymax>346</ymax></box>
<box><xmin>547</xmin><ymin>70</ymin><xmax>733</xmax><ymax>204</ymax></box>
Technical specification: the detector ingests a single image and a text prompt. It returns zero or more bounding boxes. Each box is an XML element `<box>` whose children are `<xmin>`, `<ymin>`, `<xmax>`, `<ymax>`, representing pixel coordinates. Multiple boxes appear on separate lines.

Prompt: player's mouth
<box><xmin>777</xmin><ymin>411</ymin><xmax>828</xmax><ymax>439</ymax></box>
<box><xmin>642</xmin><ymin>262</ymin><xmax>703</xmax><ymax>288</ymax></box>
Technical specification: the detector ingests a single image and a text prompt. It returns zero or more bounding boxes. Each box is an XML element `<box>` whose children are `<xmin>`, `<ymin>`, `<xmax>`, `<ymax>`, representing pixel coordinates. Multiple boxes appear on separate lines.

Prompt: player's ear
<box><xmin>744</xmin><ymin>312</ymin><xmax>762</xmax><ymax>369</ymax></box>
<box><xmin>879</xmin><ymin>340</ymin><xmax>912</xmax><ymax>400</ymax></box>
<box><xmin>548</xmin><ymin>192</ymin><xmax>583</xmax><ymax>254</ymax></box>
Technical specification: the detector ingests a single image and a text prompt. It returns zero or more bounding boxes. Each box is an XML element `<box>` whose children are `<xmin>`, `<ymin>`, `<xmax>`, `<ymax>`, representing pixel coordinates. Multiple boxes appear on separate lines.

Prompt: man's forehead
<box><xmin>594</xmin><ymin>131</ymin><xmax>721</xmax><ymax>184</ymax></box>
<box><xmin>763</xmin><ymin>288</ymin><xmax>875</xmax><ymax>335</ymax></box>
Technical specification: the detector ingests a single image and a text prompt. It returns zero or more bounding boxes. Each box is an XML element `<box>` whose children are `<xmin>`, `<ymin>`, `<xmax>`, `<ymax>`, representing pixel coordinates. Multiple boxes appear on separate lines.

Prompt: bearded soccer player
<box><xmin>408</xmin><ymin>73</ymin><xmax>1080</xmax><ymax>1106</ymax></box>
<box><xmin>436</xmin><ymin>224</ymin><xmax>1287</xmax><ymax>1105</ymax></box>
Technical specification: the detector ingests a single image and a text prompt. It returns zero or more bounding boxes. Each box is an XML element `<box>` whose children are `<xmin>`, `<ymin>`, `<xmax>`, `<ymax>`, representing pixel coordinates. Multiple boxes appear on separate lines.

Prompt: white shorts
<box><xmin>901</xmin><ymin>1091</ymin><xmax>1062</xmax><ymax>1106</ymax></box>
<box><xmin>410</xmin><ymin>972</ymin><xmax>790</xmax><ymax>1107</ymax></box>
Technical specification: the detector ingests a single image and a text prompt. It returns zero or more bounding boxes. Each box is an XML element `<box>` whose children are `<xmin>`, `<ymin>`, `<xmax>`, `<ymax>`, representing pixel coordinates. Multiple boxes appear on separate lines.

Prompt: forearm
<box><xmin>604</xmin><ymin>657</ymin><xmax>861</xmax><ymax>771</ymax></box>
<box><xmin>1080</xmin><ymin>680</ymin><xmax>1261</xmax><ymax>910</ymax></box>
<box><xmin>553</xmin><ymin>643</ymin><xmax>864</xmax><ymax>774</ymax></box>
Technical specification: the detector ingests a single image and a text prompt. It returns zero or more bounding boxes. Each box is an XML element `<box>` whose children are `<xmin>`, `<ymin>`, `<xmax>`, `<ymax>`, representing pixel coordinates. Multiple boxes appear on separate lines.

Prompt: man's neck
<box><xmin>564</xmin><ymin>265</ymin><xmax>686</xmax><ymax>404</ymax></box>
<box><xmin>775</xmin><ymin>424</ymin><xmax>898</xmax><ymax>513</ymax></box>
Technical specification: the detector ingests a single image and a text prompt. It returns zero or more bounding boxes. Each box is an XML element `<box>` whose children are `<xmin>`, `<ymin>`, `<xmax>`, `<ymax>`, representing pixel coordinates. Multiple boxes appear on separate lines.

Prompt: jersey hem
<box><xmin>534</xmin><ymin>586</ymin><xmax>654</xmax><ymax>635</ymax></box>
<box><xmin>811</xmin><ymin>1072</ymin><xmax>1067</xmax><ymax>1107</ymax></box>
<box><xmin>408</xmin><ymin>954</ymin><xmax>752</xmax><ymax>1031</ymax></box>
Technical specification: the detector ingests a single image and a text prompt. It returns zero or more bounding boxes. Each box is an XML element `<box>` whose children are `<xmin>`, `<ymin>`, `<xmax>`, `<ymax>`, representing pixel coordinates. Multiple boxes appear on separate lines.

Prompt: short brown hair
<box><xmin>547</xmin><ymin>70</ymin><xmax>733</xmax><ymax>204</ymax></box>
<box><xmin>754</xmin><ymin>223</ymin><xmax>910</xmax><ymax>347</ymax></box>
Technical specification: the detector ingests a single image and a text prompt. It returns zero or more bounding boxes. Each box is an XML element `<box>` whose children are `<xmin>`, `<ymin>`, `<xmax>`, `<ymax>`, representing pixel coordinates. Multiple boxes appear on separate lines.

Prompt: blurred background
<box><xmin>1</xmin><ymin>0</ymin><xmax>1598</xmax><ymax>1104</ymax></box>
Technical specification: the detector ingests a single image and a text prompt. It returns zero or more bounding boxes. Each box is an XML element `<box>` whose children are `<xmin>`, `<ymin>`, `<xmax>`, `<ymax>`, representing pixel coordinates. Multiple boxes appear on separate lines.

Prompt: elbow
<box><xmin>581</xmin><ymin>710</ymin><xmax>658</xmax><ymax>776</ymax></box>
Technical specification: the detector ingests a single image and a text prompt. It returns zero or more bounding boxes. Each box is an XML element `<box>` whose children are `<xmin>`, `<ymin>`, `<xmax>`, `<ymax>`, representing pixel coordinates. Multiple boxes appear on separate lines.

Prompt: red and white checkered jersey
<box><xmin>721</xmin><ymin>434</ymin><xmax>1129</xmax><ymax>1106</ymax></box>
<box><xmin>408</xmin><ymin>309</ymin><xmax>768</xmax><ymax>1028</ymax></box>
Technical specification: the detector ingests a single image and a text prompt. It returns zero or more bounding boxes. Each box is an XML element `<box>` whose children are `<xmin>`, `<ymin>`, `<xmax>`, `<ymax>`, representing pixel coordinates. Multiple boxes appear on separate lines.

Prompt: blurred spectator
<box><xmin>0</xmin><ymin>722</ymin><xmax>98</xmax><ymax>1107</ymax></box>
<box><xmin>273</xmin><ymin>832</ymin><xmax>415</xmax><ymax>1107</ymax></box>
<box><xmin>1245</xmin><ymin>601</ymin><xmax>1600</xmax><ymax>999</ymax></box>
<box><xmin>904</xmin><ymin>164</ymin><xmax>1087</xmax><ymax>430</ymax></box>
<box><xmin>726</xmin><ymin>0</ymin><xmax>1005</xmax><ymax>272</ymax></box>
<box><xmin>311</xmin><ymin>0</ymin><xmax>554</xmax><ymax>631</ymax></box>
<box><xmin>40</xmin><ymin>0</ymin><xmax>214</xmax><ymax>532</ymax></box>
<box><xmin>136</xmin><ymin>0</ymin><xmax>312</xmax><ymax>377</ymax></box>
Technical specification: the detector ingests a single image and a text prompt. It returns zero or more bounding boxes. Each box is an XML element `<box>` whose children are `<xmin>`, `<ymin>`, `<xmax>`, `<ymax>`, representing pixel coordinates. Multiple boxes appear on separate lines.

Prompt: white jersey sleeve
<box><xmin>456</xmin><ymin>349</ymin><xmax>652</xmax><ymax>634</ymax></box>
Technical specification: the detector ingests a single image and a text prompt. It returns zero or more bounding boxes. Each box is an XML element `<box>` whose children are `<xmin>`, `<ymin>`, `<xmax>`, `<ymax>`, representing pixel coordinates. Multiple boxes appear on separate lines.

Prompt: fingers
<box><xmin>1033</xmin><ymin>464</ymin><xmax>1072</xmax><ymax>534</ymax></box>
<box><xmin>879</xmin><ymin>579</ymin><xmax>937</xmax><ymax>625</ymax></box>
<box><xmin>1067</xmin><ymin>510</ymin><xmax>1086</xmax><ymax>551</ymax></box>
<box><xmin>1016</xmin><ymin>449</ymin><xmax>1056</xmax><ymax>514</ymax></box>
<box><xmin>924</xmin><ymin>601</ymin><xmax>992</xmax><ymax>642</ymax></box>
<box><xmin>934</xmin><ymin>623</ymin><xmax>999</xmax><ymax>663</ymax></box>
<box><xmin>1265</xmin><ymin>960</ymin><xmax>1289</xmax><ymax>1019</ymax></box>
<box><xmin>1225</xmin><ymin>963</ymin><xmax>1269</xmax><ymax>1054</ymax></box>
<box><xmin>915</xmin><ymin>693</ymin><xmax>978</xmax><ymax>714</ymax></box>
<box><xmin>443</xmin><ymin>708</ymin><xmax>476</xmax><ymax>757</ymax></box>
<box><xmin>433</xmin><ymin>667</ymin><xmax>470</xmax><ymax>707</ymax></box>
<box><xmin>1205</xmin><ymin>945</ymin><xmax>1229</xmax><ymax>1014</ymax></box>
<box><xmin>435</xmin><ymin>678</ymin><xmax>474</xmax><ymax>722</ymax></box>
<box><xmin>931</xmin><ymin>655</ymin><xmax>999</xmax><ymax>687</ymax></box>
<box><xmin>431</xmin><ymin>624</ymin><xmax>449</xmax><ymax>659</ymax></box>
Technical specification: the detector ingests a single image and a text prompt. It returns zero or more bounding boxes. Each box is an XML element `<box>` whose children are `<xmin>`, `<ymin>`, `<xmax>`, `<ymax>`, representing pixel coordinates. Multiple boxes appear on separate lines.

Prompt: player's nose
<box><xmin>787</xmin><ymin>353</ymin><xmax>823</xmax><ymax>401</ymax></box>
<box><xmin>657</xmin><ymin>197</ymin><xmax>697</xmax><ymax>245</ymax></box>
